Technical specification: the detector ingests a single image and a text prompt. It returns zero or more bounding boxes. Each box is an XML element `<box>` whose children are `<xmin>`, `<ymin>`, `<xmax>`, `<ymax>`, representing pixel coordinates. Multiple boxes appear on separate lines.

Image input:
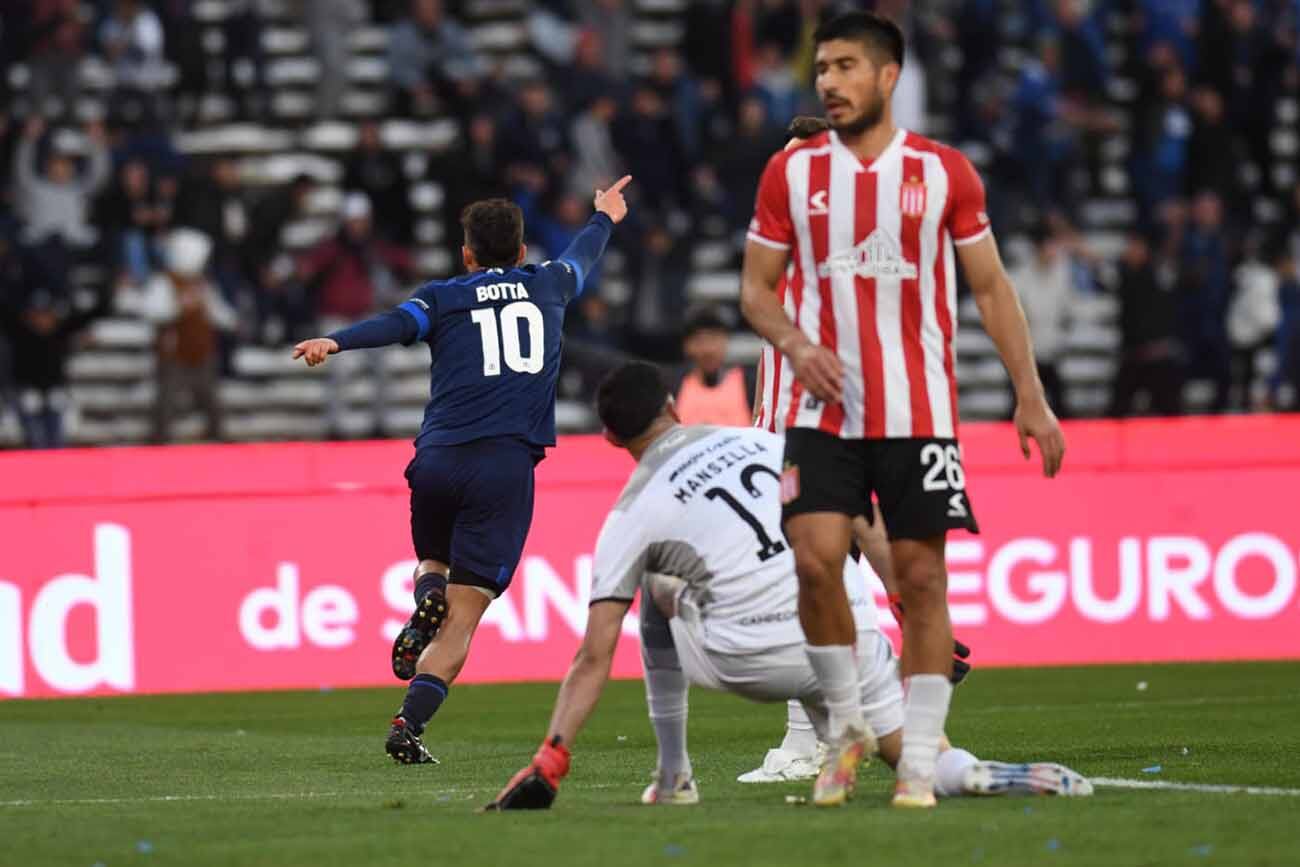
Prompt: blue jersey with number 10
<box><xmin>391</xmin><ymin>213</ymin><xmax>612</xmax><ymax>450</ymax></box>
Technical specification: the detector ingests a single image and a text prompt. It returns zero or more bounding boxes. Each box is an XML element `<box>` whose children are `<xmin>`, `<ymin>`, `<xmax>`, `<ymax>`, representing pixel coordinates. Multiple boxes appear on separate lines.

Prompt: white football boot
<box><xmin>737</xmin><ymin>744</ymin><xmax>826</xmax><ymax>783</ymax></box>
<box><xmin>961</xmin><ymin>761</ymin><xmax>1095</xmax><ymax>797</ymax></box>
<box><xmin>640</xmin><ymin>772</ymin><xmax>700</xmax><ymax>805</ymax></box>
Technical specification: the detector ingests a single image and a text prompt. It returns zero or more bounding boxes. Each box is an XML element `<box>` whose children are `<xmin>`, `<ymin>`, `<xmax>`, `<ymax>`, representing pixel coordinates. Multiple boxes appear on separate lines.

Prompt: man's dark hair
<box><xmin>813</xmin><ymin>11</ymin><xmax>905</xmax><ymax>69</ymax></box>
<box><xmin>682</xmin><ymin>304</ymin><xmax>730</xmax><ymax>338</ymax></box>
<box><xmin>461</xmin><ymin>198</ymin><xmax>525</xmax><ymax>268</ymax></box>
<box><xmin>788</xmin><ymin>115</ymin><xmax>832</xmax><ymax>139</ymax></box>
<box><xmin>596</xmin><ymin>362</ymin><xmax>671</xmax><ymax>442</ymax></box>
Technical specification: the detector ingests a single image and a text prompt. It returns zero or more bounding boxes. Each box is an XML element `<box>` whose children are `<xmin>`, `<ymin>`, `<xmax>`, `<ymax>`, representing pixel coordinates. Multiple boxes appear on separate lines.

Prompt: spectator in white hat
<box><xmin>139</xmin><ymin>228</ymin><xmax>237</xmax><ymax>444</ymax></box>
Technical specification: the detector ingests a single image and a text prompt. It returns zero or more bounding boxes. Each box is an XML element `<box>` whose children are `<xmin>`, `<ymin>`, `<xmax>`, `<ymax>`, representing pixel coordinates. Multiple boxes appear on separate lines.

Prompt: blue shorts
<box><xmin>405</xmin><ymin>437</ymin><xmax>541</xmax><ymax>597</ymax></box>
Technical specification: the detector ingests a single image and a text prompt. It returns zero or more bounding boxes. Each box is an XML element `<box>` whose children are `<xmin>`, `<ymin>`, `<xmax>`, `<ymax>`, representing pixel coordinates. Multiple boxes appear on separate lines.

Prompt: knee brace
<box><xmin>639</xmin><ymin>594</ymin><xmax>681</xmax><ymax>673</ymax></box>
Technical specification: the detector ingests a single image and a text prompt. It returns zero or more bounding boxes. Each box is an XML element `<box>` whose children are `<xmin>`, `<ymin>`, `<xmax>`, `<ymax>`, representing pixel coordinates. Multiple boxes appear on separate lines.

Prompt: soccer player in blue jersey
<box><xmin>293</xmin><ymin>176</ymin><xmax>632</xmax><ymax>764</ymax></box>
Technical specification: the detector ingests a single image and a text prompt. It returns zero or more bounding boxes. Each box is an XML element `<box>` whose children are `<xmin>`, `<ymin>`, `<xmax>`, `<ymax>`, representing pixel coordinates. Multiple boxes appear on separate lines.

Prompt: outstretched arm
<box><xmin>958</xmin><ymin>234</ymin><xmax>1065</xmax><ymax>477</ymax></box>
<box><xmin>550</xmin><ymin>175</ymin><xmax>633</xmax><ymax>299</ymax></box>
<box><xmin>80</xmin><ymin>123</ymin><xmax>111</xmax><ymax>195</ymax></box>
<box><xmin>552</xmin><ymin>213</ymin><xmax>614</xmax><ymax>298</ymax></box>
<box><xmin>544</xmin><ymin>601</ymin><xmax>630</xmax><ymax>746</ymax></box>
<box><xmin>484</xmin><ymin>600</ymin><xmax>630</xmax><ymax>810</ymax></box>
<box><xmin>292</xmin><ymin>306</ymin><xmax>421</xmax><ymax>366</ymax></box>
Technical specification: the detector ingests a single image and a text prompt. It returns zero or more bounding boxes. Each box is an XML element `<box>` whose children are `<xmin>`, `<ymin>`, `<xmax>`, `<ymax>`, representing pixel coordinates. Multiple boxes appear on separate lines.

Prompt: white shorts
<box><xmin>669</xmin><ymin>595</ymin><xmax>904</xmax><ymax>740</ymax></box>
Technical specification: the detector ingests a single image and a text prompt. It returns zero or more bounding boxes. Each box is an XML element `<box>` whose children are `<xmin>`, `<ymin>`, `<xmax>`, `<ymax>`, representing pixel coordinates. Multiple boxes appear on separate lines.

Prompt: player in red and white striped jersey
<box><xmin>740</xmin><ymin>12</ymin><xmax>1065</xmax><ymax>809</ymax></box>
<box><xmin>747</xmin><ymin>116</ymin><xmax>969</xmax><ymax>788</ymax></box>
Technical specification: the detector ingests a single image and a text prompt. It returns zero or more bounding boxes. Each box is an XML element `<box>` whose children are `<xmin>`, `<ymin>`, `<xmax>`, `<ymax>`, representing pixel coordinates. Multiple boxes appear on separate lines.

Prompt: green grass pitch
<box><xmin>3</xmin><ymin>661</ymin><xmax>1299</xmax><ymax>867</ymax></box>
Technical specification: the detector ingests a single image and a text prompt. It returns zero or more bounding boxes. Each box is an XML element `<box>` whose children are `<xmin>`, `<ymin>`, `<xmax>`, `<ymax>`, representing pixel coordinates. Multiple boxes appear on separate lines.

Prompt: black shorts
<box><xmin>780</xmin><ymin>427</ymin><xmax>980</xmax><ymax>541</ymax></box>
<box><xmin>404</xmin><ymin>437</ymin><xmax>541</xmax><ymax>597</ymax></box>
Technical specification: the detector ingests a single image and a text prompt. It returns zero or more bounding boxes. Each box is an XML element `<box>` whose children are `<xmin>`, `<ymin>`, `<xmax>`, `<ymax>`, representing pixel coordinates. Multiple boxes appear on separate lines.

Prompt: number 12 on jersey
<box><xmin>705</xmin><ymin>463</ymin><xmax>788</xmax><ymax>563</ymax></box>
<box><xmin>470</xmin><ymin>301</ymin><xmax>545</xmax><ymax>376</ymax></box>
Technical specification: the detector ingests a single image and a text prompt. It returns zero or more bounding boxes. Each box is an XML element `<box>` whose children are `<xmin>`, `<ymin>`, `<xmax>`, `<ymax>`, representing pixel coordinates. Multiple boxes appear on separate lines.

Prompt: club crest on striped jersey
<box><xmin>817</xmin><ymin>228</ymin><xmax>918</xmax><ymax>280</ymax></box>
<box><xmin>900</xmin><ymin>176</ymin><xmax>927</xmax><ymax>218</ymax></box>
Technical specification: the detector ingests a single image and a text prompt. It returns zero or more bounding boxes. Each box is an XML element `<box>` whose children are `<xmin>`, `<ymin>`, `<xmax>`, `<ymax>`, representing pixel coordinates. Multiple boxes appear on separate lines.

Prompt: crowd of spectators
<box><xmin>968</xmin><ymin>0</ymin><xmax>1300</xmax><ymax>416</ymax></box>
<box><xmin>0</xmin><ymin>0</ymin><xmax>1298</xmax><ymax>449</ymax></box>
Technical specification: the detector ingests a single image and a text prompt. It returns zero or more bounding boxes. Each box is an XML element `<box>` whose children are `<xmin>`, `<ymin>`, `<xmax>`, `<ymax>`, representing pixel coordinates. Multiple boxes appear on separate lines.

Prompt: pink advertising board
<box><xmin>1</xmin><ymin>416</ymin><xmax>1298</xmax><ymax>699</ymax></box>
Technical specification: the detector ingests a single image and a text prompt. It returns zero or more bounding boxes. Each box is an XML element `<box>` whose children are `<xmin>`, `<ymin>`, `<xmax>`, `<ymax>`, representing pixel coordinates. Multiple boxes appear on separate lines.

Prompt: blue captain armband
<box><xmin>399</xmin><ymin>298</ymin><xmax>432</xmax><ymax>341</ymax></box>
<box><xmin>558</xmin><ymin>258</ymin><xmax>584</xmax><ymax>294</ymax></box>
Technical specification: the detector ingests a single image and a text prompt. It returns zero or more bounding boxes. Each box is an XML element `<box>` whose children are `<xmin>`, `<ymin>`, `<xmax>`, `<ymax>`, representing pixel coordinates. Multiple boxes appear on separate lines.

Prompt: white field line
<box><xmin>966</xmin><ymin>693</ymin><xmax>1300</xmax><ymax>716</ymax></box>
<box><xmin>1092</xmin><ymin>777</ymin><xmax>1300</xmax><ymax>797</ymax></box>
<box><xmin>0</xmin><ymin>783</ymin><xmax>622</xmax><ymax>809</ymax></box>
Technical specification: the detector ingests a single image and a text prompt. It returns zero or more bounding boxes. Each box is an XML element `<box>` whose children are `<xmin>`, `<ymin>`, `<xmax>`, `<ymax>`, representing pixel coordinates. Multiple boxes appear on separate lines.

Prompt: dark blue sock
<box><xmin>400</xmin><ymin>674</ymin><xmax>449</xmax><ymax>734</ymax></box>
<box><xmin>414</xmin><ymin>572</ymin><xmax>447</xmax><ymax>604</ymax></box>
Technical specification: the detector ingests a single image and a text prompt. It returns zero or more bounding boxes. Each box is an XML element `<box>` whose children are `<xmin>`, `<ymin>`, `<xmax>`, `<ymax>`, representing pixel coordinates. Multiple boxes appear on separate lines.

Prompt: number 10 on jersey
<box><xmin>470</xmin><ymin>301</ymin><xmax>544</xmax><ymax>376</ymax></box>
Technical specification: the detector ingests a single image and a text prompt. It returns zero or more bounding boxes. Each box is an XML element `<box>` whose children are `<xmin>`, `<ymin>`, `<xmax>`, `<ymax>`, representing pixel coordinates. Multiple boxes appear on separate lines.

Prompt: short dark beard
<box><xmin>828</xmin><ymin>94</ymin><xmax>885</xmax><ymax>136</ymax></box>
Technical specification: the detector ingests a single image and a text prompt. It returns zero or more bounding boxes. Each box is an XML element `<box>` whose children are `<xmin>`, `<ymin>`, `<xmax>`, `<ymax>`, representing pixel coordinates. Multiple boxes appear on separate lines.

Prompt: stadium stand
<box><xmin>0</xmin><ymin>0</ymin><xmax>1297</xmax><ymax>448</ymax></box>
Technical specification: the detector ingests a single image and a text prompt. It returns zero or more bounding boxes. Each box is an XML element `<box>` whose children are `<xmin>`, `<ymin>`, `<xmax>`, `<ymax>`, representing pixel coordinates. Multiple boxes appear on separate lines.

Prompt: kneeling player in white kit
<box><xmin>486</xmin><ymin>363</ymin><xmax>1090</xmax><ymax>810</ymax></box>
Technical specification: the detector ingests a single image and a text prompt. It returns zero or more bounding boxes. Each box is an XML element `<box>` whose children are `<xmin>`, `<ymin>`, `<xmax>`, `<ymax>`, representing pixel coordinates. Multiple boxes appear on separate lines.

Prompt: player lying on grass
<box><xmin>293</xmin><ymin>179</ymin><xmax>632</xmax><ymax>766</ymax></box>
<box><xmin>486</xmin><ymin>362</ymin><xmax>1090</xmax><ymax>809</ymax></box>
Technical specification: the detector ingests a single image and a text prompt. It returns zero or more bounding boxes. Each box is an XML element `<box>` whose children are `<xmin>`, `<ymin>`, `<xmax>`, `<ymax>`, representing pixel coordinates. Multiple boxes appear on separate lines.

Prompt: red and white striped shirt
<box><xmin>747</xmin><ymin>128</ymin><xmax>990</xmax><ymax>440</ymax></box>
<box><xmin>755</xmin><ymin>275</ymin><xmax>795</xmax><ymax>433</ymax></box>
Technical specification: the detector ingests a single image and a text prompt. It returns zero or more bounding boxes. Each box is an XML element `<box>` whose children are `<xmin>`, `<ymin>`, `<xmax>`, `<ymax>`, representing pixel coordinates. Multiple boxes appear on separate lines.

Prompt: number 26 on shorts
<box><xmin>920</xmin><ymin>443</ymin><xmax>966</xmax><ymax>491</ymax></box>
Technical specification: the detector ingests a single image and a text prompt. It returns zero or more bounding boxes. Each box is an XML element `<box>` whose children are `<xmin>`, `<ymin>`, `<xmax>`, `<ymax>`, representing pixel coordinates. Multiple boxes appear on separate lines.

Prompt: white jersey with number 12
<box><xmin>588</xmin><ymin>425</ymin><xmax>877</xmax><ymax>654</ymax></box>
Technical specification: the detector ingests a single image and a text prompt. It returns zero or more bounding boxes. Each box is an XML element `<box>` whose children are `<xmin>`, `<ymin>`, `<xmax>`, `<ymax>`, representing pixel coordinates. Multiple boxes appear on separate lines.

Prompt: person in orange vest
<box><xmin>674</xmin><ymin>304</ymin><xmax>756</xmax><ymax>427</ymax></box>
